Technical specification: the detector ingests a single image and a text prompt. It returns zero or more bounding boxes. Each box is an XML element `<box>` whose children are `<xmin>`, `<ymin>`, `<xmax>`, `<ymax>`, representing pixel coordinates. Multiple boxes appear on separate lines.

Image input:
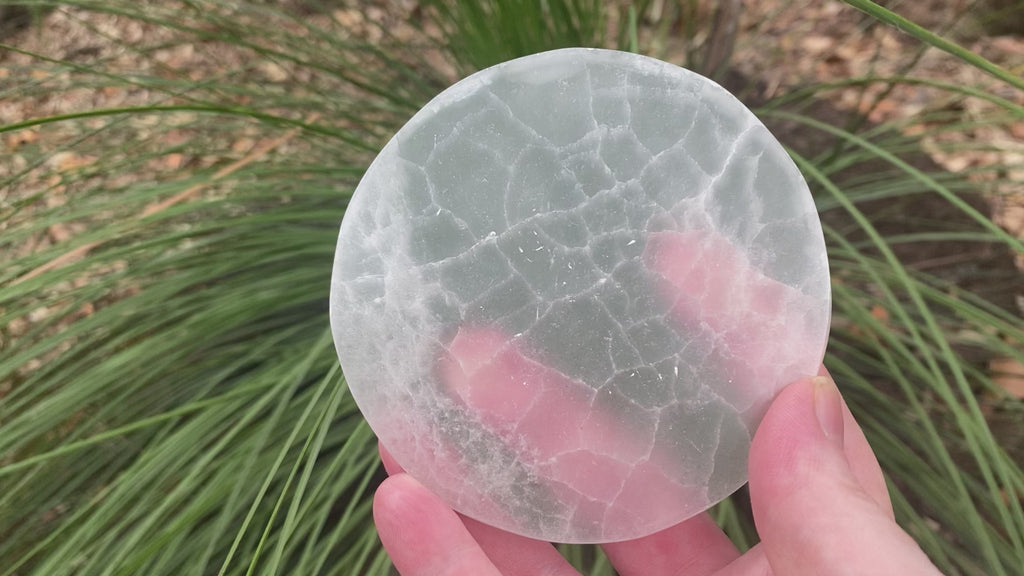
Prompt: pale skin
<box><xmin>373</xmin><ymin>372</ymin><xmax>943</xmax><ymax>576</ymax></box>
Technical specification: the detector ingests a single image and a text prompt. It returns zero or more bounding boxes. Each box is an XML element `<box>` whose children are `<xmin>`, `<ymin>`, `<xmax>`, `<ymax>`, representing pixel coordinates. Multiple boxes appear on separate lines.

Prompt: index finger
<box><xmin>374</xmin><ymin>473</ymin><xmax>504</xmax><ymax>576</ymax></box>
<box><xmin>378</xmin><ymin>443</ymin><xmax>581</xmax><ymax>576</ymax></box>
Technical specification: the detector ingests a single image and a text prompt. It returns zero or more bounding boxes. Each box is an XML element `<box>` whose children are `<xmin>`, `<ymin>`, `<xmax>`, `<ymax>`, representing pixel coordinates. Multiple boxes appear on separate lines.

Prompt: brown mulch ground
<box><xmin>731</xmin><ymin>0</ymin><xmax>1023</xmax><ymax>239</ymax></box>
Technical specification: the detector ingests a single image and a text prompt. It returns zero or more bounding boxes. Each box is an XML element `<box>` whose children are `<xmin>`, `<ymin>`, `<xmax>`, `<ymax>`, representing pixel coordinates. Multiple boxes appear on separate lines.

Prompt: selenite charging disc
<box><xmin>330</xmin><ymin>48</ymin><xmax>831</xmax><ymax>543</ymax></box>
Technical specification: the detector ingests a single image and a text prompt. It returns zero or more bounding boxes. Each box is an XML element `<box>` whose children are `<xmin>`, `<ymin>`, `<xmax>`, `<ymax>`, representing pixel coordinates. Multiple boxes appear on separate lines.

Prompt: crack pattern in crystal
<box><xmin>329</xmin><ymin>48</ymin><xmax>831</xmax><ymax>543</ymax></box>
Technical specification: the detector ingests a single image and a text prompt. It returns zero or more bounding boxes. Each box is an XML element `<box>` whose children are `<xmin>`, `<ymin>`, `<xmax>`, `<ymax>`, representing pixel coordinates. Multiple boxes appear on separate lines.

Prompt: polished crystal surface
<box><xmin>330</xmin><ymin>48</ymin><xmax>831</xmax><ymax>543</ymax></box>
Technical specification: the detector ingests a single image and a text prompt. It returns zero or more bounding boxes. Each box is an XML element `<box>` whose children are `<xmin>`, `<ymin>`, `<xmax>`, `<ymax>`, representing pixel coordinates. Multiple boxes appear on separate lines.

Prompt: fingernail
<box><xmin>812</xmin><ymin>376</ymin><xmax>844</xmax><ymax>445</ymax></box>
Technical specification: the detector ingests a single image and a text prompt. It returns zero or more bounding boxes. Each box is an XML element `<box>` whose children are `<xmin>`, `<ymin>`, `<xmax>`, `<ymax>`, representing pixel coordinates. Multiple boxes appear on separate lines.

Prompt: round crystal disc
<box><xmin>330</xmin><ymin>48</ymin><xmax>831</xmax><ymax>543</ymax></box>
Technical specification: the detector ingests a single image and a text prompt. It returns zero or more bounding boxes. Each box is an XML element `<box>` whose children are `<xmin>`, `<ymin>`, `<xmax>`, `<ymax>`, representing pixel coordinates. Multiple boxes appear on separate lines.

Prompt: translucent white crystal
<box><xmin>330</xmin><ymin>48</ymin><xmax>831</xmax><ymax>543</ymax></box>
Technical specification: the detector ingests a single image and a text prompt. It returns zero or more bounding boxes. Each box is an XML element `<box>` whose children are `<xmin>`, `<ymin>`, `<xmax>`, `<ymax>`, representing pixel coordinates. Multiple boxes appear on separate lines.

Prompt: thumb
<box><xmin>748</xmin><ymin>376</ymin><xmax>941</xmax><ymax>576</ymax></box>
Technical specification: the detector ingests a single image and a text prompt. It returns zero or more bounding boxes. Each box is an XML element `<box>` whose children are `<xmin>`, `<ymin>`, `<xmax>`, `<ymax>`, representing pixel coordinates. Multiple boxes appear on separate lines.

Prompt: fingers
<box><xmin>748</xmin><ymin>376</ymin><xmax>941</xmax><ymax>575</ymax></box>
<box><xmin>840</xmin><ymin>400</ymin><xmax>893</xmax><ymax>516</ymax></box>
<box><xmin>461</xmin><ymin>517</ymin><xmax>582</xmax><ymax>576</ymax></box>
<box><xmin>817</xmin><ymin>366</ymin><xmax>892</xmax><ymax>516</ymax></box>
<box><xmin>644</xmin><ymin>229</ymin><xmax>827</xmax><ymax>414</ymax></box>
<box><xmin>712</xmin><ymin>544</ymin><xmax>772</xmax><ymax>576</ymax></box>
<box><xmin>378</xmin><ymin>443</ymin><xmax>579</xmax><ymax>576</ymax></box>
<box><xmin>383</xmin><ymin>438</ymin><xmax>740</xmax><ymax>576</ymax></box>
<box><xmin>602</xmin><ymin>512</ymin><xmax>740</xmax><ymax>576</ymax></box>
<box><xmin>379</xmin><ymin>442</ymin><xmax>403</xmax><ymax>475</ymax></box>
<box><xmin>374</xmin><ymin>473</ymin><xmax>503</xmax><ymax>576</ymax></box>
<box><xmin>438</xmin><ymin>325</ymin><xmax>704</xmax><ymax>541</ymax></box>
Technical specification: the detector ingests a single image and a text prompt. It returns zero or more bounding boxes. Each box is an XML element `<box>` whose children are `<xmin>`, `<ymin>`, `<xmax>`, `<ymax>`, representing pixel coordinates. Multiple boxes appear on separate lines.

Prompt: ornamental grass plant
<box><xmin>1</xmin><ymin>1</ymin><xmax>1022</xmax><ymax>574</ymax></box>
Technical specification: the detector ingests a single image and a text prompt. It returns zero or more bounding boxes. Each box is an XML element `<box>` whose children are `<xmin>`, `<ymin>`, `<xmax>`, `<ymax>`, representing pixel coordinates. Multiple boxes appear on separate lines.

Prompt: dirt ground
<box><xmin>2</xmin><ymin>0</ymin><xmax>1021</xmax><ymax>216</ymax></box>
<box><xmin>732</xmin><ymin>1</ymin><xmax>1024</xmax><ymax>237</ymax></box>
<box><xmin>3</xmin><ymin>0</ymin><xmax>1020</xmax><ymax>240</ymax></box>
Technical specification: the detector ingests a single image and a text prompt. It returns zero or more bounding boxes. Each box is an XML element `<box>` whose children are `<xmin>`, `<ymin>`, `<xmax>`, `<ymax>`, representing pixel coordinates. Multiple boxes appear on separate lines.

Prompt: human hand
<box><xmin>373</xmin><ymin>372</ymin><xmax>942</xmax><ymax>575</ymax></box>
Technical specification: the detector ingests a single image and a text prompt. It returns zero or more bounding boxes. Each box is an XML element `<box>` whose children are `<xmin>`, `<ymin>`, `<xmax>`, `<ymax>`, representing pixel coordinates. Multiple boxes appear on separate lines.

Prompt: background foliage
<box><xmin>1</xmin><ymin>1</ymin><xmax>1022</xmax><ymax>574</ymax></box>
